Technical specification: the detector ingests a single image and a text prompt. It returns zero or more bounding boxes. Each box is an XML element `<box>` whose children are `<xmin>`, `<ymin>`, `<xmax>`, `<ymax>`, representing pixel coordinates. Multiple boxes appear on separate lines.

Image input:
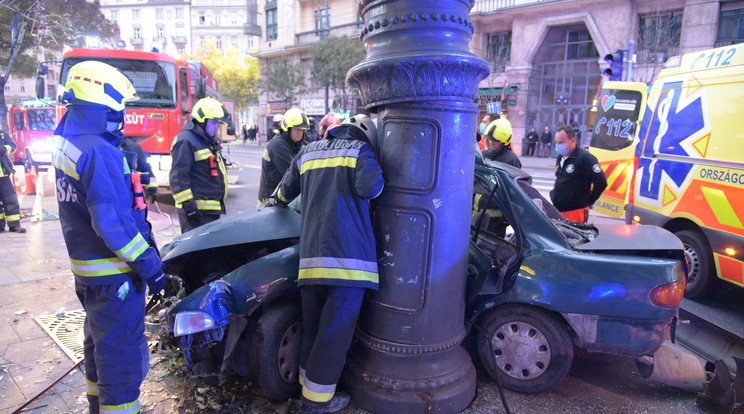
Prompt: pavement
<box><xmin>0</xmin><ymin>153</ymin><xmax>615</xmax><ymax>414</ymax></box>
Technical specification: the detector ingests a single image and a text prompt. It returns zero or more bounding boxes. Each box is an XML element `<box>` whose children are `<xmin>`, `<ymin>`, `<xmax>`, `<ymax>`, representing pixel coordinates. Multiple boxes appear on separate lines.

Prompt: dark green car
<box><xmin>160</xmin><ymin>159</ymin><xmax>687</xmax><ymax>398</ymax></box>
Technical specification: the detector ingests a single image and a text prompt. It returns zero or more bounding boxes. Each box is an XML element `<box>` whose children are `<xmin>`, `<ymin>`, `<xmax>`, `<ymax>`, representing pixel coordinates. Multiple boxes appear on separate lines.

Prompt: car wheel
<box><xmin>477</xmin><ymin>304</ymin><xmax>573</xmax><ymax>394</ymax></box>
<box><xmin>248</xmin><ymin>302</ymin><xmax>302</xmax><ymax>400</ymax></box>
<box><xmin>675</xmin><ymin>230</ymin><xmax>717</xmax><ymax>298</ymax></box>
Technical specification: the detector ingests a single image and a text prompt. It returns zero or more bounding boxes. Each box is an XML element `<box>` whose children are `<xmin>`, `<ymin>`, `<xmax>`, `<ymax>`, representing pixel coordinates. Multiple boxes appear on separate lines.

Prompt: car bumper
<box><xmin>562</xmin><ymin>312</ymin><xmax>674</xmax><ymax>357</ymax></box>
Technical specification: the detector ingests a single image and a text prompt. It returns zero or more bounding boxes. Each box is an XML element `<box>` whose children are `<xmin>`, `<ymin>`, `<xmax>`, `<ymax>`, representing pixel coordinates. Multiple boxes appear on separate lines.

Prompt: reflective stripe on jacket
<box><xmin>0</xmin><ymin>130</ymin><xmax>17</xmax><ymax>177</ymax></box>
<box><xmin>169</xmin><ymin>129</ymin><xmax>227</xmax><ymax>213</ymax></box>
<box><xmin>52</xmin><ymin>106</ymin><xmax>162</xmax><ymax>287</ymax></box>
<box><xmin>276</xmin><ymin>125</ymin><xmax>384</xmax><ymax>290</ymax></box>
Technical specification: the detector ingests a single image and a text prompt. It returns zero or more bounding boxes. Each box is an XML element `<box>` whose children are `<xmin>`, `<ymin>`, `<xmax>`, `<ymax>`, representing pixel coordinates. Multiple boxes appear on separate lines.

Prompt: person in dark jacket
<box><xmin>0</xmin><ymin>129</ymin><xmax>25</xmax><ymax>233</ymax></box>
<box><xmin>121</xmin><ymin>136</ymin><xmax>157</xmax><ymax>202</ymax></box>
<box><xmin>273</xmin><ymin>114</ymin><xmax>384</xmax><ymax>414</ymax></box>
<box><xmin>481</xmin><ymin>118</ymin><xmax>522</xmax><ymax>169</ymax></box>
<box><xmin>550</xmin><ymin>125</ymin><xmax>607</xmax><ymax>222</ymax></box>
<box><xmin>257</xmin><ymin>107</ymin><xmax>309</xmax><ymax>207</ymax></box>
<box><xmin>52</xmin><ymin>60</ymin><xmax>164</xmax><ymax>414</ymax></box>
<box><xmin>539</xmin><ymin>125</ymin><xmax>552</xmax><ymax>157</ymax></box>
<box><xmin>524</xmin><ymin>127</ymin><xmax>538</xmax><ymax>156</ymax></box>
<box><xmin>169</xmin><ymin>97</ymin><xmax>230</xmax><ymax>233</ymax></box>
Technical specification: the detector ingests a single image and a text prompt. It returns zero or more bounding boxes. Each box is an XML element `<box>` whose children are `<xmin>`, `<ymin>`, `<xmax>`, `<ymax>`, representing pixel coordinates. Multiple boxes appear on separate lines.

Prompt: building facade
<box><xmin>469</xmin><ymin>0</ymin><xmax>739</xmax><ymax>154</ymax></box>
<box><xmin>254</xmin><ymin>0</ymin><xmax>362</xmax><ymax>132</ymax></box>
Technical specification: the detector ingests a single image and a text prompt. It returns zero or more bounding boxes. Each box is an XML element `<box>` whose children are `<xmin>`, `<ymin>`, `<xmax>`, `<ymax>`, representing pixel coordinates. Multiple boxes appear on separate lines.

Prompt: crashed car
<box><xmin>159</xmin><ymin>158</ymin><xmax>687</xmax><ymax>398</ymax></box>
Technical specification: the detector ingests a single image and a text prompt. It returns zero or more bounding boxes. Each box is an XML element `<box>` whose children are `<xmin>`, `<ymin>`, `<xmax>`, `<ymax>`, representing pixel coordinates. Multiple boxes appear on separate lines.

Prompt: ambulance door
<box><xmin>589</xmin><ymin>81</ymin><xmax>647</xmax><ymax>218</ymax></box>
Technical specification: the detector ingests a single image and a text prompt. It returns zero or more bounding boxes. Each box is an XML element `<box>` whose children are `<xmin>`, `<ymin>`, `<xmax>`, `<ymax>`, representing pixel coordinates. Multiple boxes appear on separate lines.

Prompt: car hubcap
<box><xmin>683</xmin><ymin>243</ymin><xmax>700</xmax><ymax>285</ymax></box>
<box><xmin>490</xmin><ymin>321</ymin><xmax>550</xmax><ymax>380</ymax></box>
<box><xmin>277</xmin><ymin>321</ymin><xmax>302</xmax><ymax>384</ymax></box>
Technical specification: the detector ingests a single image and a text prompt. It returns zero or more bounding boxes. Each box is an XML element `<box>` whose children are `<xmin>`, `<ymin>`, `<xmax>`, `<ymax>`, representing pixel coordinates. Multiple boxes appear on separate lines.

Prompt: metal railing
<box><xmin>295</xmin><ymin>21</ymin><xmax>362</xmax><ymax>46</ymax></box>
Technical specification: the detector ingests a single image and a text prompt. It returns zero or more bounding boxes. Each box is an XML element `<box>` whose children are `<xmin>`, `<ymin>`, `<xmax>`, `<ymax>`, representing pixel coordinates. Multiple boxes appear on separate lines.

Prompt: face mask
<box><xmin>479</xmin><ymin>123</ymin><xmax>487</xmax><ymax>134</ymax></box>
<box><xmin>555</xmin><ymin>144</ymin><xmax>569</xmax><ymax>156</ymax></box>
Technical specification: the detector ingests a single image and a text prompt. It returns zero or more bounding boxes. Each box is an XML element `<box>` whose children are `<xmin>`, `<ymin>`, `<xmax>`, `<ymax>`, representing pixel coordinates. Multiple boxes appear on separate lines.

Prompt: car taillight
<box><xmin>650</xmin><ymin>272</ymin><xmax>686</xmax><ymax>308</ymax></box>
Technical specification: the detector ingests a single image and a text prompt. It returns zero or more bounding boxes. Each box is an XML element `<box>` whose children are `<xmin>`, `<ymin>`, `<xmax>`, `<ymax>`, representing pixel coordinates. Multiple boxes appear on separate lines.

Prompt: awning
<box><xmin>477</xmin><ymin>86</ymin><xmax>516</xmax><ymax>96</ymax></box>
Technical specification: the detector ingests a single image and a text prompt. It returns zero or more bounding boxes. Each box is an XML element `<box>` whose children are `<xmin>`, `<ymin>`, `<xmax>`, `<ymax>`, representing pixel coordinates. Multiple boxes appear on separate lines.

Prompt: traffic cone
<box><xmin>13</xmin><ymin>174</ymin><xmax>23</xmax><ymax>194</ymax></box>
<box><xmin>25</xmin><ymin>169</ymin><xmax>36</xmax><ymax>194</ymax></box>
<box><xmin>31</xmin><ymin>193</ymin><xmax>43</xmax><ymax>223</ymax></box>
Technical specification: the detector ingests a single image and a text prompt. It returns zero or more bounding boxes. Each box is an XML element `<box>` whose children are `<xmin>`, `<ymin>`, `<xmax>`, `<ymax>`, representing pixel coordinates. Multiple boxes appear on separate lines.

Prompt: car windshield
<box><xmin>513</xmin><ymin>178</ymin><xmax>598</xmax><ymax>246</ymax></box>
<box><xmin>27</xmin><ymin>108</ymin><xmax>56</xmax><ymax>131</ymax></box>
<box><xmin>60</xmin><ymin>57</ymin><xmax>177</xmax><ymax>109</ymax></box>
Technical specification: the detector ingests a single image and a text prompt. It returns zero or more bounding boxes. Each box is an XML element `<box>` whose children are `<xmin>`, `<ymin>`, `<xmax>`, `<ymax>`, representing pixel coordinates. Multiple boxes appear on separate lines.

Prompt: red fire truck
<box><xmin>36</xmin><ymin>48</ymin><xmax>220</xmax><ymax>186</ymax></box>
<box><xmin>7</xmin><ymin>99</ymin><xmax>57</xmax><ymax>167</ymax></box>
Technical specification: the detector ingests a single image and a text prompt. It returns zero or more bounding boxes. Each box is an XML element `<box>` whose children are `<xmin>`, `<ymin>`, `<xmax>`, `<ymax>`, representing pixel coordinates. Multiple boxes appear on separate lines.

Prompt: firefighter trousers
<box><xmin>0</xmin><ymin>176</ymin><xmax>21</xmax><ymax>228</ymax></box>
<box><xmin>299</xmin><ymin>285</ymin><xmax>364</xmax><ymax>403</ymax></box>
<box><xmin>75</xmin><ymin>278</ymin><xmax>148</xmax><ymax>414</ymax></box>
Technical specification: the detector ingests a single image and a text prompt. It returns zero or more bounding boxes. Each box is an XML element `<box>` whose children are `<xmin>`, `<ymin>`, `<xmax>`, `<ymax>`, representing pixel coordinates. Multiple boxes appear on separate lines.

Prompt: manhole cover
<box><xmin>35</xmin><ymin>309</ymin><xmax>85</xmax><ymax>363</ymax></box>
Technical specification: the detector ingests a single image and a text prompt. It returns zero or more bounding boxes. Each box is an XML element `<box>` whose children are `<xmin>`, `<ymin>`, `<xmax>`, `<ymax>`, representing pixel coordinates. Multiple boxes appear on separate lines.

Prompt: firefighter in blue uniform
<box><xmin>169</xmin><ymin>97</ymin><xmax>229</xmax><ymax>233</ymax></box>
<box><xmin>273</xmin><ymin>114</ymin><xmax>384</xmax><ymax>414</ymax></box>
<box><xmin>0</xmin><ymin>129</ymin><xmax>25</xmax><ymax>233</ymax></box>
<box><xmin>52</xmin><ymin>61</ymin><xmax>164</xmax><ymax>414</ymax></box>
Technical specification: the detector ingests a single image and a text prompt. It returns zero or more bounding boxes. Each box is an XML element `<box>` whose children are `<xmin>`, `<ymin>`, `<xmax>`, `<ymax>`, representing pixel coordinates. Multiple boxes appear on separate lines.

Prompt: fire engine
<box><xmin>36</xmin><ymin>48</ymin><xmax>220</xmax><ymax>186</ymax></box>
<box><xmin>589</xmin><ymin>43</ymin><xmax>744</xmax><ymax>298</ymax></box>
<box><xmin>7</xmin><ymin>99</ymin><xmax>57</xmax><ymax>167</ymax></box>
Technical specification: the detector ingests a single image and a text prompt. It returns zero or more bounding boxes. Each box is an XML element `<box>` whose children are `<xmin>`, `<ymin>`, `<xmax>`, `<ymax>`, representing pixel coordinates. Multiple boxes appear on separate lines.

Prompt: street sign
<box><xmin>486</xmin><ymin>101</ymin><xmax>501</xmax><ymax>114</ymax></box>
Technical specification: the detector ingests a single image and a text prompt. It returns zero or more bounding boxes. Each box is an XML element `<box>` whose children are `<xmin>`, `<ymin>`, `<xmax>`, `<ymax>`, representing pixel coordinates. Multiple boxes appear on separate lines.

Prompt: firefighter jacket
<box><xmin>0</xmin><ymin>130</ymin><xmax>16</xmax><ymax>177</ymax></box>
<box><xmin>52</xmin><ymin>106</ymin><xmax>163</xmax><ymax>287</ymax></box>
<box><xmin>275</xmin><ymin>125</ymin><xmax>384</xmax><ymax>290</ymax></box>
<box><xmin>169</xmin><ymin>125</ymin><xmax>228</xmax><ymax>214</ymax></box>
<box><xmin>482</xmin><ymin>146</ymin><xmax>522</xmax><ymax>169</ymax></box>
<box><xmin>550</xmin><ymin>145</ymin><xmax>608</xmax><ymax>212</ymax></box>
<box><xmin>258</xmin><ymin>130</ymin><xmax>303</xmax><ymax>203</ymax></box>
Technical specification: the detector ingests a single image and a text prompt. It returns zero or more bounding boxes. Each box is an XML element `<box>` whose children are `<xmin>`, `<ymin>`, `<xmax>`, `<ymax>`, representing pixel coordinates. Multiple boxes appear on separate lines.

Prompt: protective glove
<box><xmin>182</xmin><ymin>199</ymin><xmax>198</xmax><ymax>217</ymax></box>
<box><xmin>145</xmin><ymin>272</ymin><xmax>166</xmax><ymax>295</ymax></box>
<box><xmin>264</xmin><ymin>197</ymin><xmax>278</xmax><ymax>208</ymax></box>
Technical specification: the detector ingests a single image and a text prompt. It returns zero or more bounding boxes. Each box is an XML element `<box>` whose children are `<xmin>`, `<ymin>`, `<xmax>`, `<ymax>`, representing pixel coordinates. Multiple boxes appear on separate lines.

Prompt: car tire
<box><xmin>248</xmin><ymin>302</ymin><xmax>302</xmax><ymax>400</ymax></box>
<box><xmin>675</xmin><ymin>230</ymin><xmax>717</xmax><ymax>299</ymax></box>
<box><xmin>477</xmin><ymin>304</ymin><xmax>573</xmax><ymax>394</ymax></box>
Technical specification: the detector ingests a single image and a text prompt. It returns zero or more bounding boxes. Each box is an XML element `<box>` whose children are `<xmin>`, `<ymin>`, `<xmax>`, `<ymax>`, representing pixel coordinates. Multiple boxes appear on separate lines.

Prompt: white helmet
<box><xmin>272</xmin><ymin>114</ymin><xmax>283</xmax><ymax>123</ymax></box>
<box><xmin>343</xmin><ymin>114</ymin><xmax>377</xmax><ymax>149</ymax></box>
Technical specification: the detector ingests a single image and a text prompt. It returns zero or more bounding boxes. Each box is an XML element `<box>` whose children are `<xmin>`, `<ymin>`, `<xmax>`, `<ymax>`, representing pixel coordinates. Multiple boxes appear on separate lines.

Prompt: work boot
<box><xmin>301</xmin><ymin>391</ymin><xmax>350</xmax><ymax>414</ymax></box>
<box><xmin>8</xmin><ymin>226</ymin><xmax>26</xmax><ymax>233</ymax></box>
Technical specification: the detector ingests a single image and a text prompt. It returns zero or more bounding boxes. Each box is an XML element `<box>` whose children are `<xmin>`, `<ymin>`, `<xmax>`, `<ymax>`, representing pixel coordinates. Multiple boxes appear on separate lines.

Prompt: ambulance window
<box><xmin>590</xmin><ymin>89</ymin><xmax>643</xmax><ymax>151</ymax></box>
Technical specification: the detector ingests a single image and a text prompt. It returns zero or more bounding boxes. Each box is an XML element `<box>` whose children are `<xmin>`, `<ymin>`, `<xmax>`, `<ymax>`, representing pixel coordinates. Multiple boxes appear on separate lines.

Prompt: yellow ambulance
<box><xmin>590</xmin><ymin>43</ymin><xmax>744</xmax><ymax>298</ymax></box>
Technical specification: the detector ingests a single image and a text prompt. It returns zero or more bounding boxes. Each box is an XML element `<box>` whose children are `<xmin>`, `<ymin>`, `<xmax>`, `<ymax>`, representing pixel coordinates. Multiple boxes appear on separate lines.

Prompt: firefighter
<box><xmin>257</xmin><ymin>107</ymin><xmax>308</xmax><ymax>207</ymax></box>
<box><xmin>273</xmin><ymin>114</ymin><xmax>384</xmax><ymax>414</ymax></box>
<box><xmin>317</xmin><ymin>113</ymin><xmax>341</xmax><ymax>139</ymax></box>
<box><xmin>481</xmin><ymin>118</ymin><xmax>522</xmax><ymax>168</ymax></box>
<box><xmin>169</xmin><ymin>97</ymin><xmax>230</xmax><ymax>233</ymax></box>
<box><xmin>52</xmin><ymin>61</ymin><xmax>164</xmax><ymax>414</ymax></box>
<box><xmin>0</xmin><ymin>129</ymin><xmax>25</xmax><ymax>233</ymax></box>
<box><xmin>268</xmin><ymin>113</ymin><xmax>283</xmax><ymax>141</ymax></box>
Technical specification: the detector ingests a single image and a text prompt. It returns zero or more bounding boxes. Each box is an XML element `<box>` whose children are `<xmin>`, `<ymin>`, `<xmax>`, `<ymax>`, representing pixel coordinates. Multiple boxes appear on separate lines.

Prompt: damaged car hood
<box><xmin>161</xmin><ymin>207</ymin><xmax>301</xmax><ymax>262</ymax></box>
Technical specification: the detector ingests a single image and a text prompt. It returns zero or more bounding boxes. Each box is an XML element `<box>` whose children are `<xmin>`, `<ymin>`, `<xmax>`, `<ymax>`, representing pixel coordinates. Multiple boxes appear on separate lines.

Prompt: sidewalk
<box><xmin>0</xmin><ymin>188</ymin><xmax>178</xmax><ymax>414</ymax></box>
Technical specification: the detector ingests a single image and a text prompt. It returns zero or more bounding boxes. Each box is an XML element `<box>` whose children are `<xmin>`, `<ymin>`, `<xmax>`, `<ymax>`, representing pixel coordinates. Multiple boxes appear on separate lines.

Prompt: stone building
<box><xmin>253</xmin><ymin>0</ymin><xmax>362</xmax><ymax>132</ymax></box>
<box><xmin>469</xmin><ymin>0</ymin><xmax>739</xmax><ymax>154</ymax></box>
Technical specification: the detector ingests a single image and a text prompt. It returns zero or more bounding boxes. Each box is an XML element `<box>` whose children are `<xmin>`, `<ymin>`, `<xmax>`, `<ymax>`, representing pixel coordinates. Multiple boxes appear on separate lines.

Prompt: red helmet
<box><xmin>318</xmin><ymin>113</ymin><xmax>342</xmax><ymax>139</ymax></box>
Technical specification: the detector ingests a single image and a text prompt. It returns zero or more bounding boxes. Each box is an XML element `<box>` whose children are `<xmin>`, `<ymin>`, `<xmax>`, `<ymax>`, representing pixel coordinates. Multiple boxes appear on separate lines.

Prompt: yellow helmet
<box><xmin>63</xmin><ymin>61</ymin><xmax>138</xmax><ymax>111</ymax></box>
<box><xmin>192</xmin><ymin>97</ymin><xmax>227</xmax><ymax>123</ymax></box>
<box><xmin>281</xmin><ymin>108</ymin><xmax>310</xmax><ymax>132</ymax></box>
<box><xmin>485</xmin><ymin>118</ymin><xmax>513</xmax><ymax>146</ymax></box>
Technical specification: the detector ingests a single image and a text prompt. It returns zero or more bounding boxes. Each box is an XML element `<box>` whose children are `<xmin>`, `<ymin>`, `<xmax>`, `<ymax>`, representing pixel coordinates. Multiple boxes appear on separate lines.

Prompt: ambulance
<box><xmin>590</xmin><ymin>43</ymin><xmax>744</xmax><ymax>298</ymax></box>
